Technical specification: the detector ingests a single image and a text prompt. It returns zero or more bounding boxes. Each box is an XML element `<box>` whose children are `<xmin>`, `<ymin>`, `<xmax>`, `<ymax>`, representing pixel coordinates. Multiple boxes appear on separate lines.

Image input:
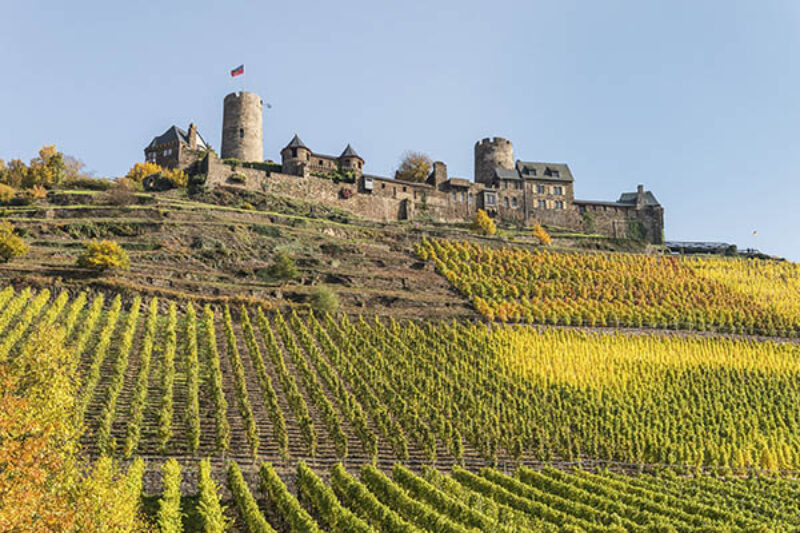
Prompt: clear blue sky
<box><xmin>3</xmin><ymin>1</ymin><xmax>799</xmax><ymax>258</ymax></box>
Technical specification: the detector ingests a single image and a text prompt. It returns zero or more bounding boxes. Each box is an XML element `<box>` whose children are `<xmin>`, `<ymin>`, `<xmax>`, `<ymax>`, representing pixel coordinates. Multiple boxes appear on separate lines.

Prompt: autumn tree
<box><xmin>471</xmin><ymin>209</ymin><xmax>497</xmax><ymax>236</ymax></box>
<box><xmin>0</xmin><ymin>184</ymin><xmax>15</xmax><ymax>203</ymax></box>
<box><xmin>125</xmin><ymin>162</ymin><xmax>187</xmax><ymax>188</ymax></box>
<box><xmin>125</xmin><ymin>162</ymin><xmax>161</xmax><ymax>184</ymax></box>
<box><xmin>0</xmin><ymin>221</ymin><xmax>28</xmax><ymax>263</ymax></box>
<box><xmin>532</xmin><ymin>223</ymin><xmax>552</xmax><ymax>245</ymax></box>
<box><xmin>0</xmin><ymin>146</ymin><xmax>92</xmax><ymax>189</ymax></box>
<box><xmin>0</xmin><ymin>327</ymin><xmax>147</xmax><ymax>532</ymax></box>
<box><xmin>395</xmin><ymin>151</ymin><xmax>432</xmax><ymax>183</ymax></box>
<box><xmin>0</xmin><ymin>327</ymin><xmax>80</xmax><ymax>531</ymax></box>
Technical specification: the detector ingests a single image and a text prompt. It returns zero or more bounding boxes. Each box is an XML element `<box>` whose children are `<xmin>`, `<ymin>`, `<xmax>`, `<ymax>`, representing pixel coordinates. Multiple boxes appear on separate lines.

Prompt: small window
<box><xmin>503</xmin><ymin>182</ymin><xmax>508</xmax><ymax>190</ymax></box>
<box><xmin>485</xmin><ymin>194</ymin><xmax>496</xmax><ymax>206</ymax></box>
<box><xmin>538</xmin><ymin>199</ymin><xmax>547</xmax><ymax>209</ymax></box>
<box><xmin>306</xmin><ymin>153</ymin><xmax>310</xmax><ymax>161</ymax></box>
<box><xmin>402</xmin><ymin>186</ymin><xmax>407</xmax><ymax>192</ymax></box>
<box><xmin>291</xmin><ymin>148</ymin><xmax>297</xmax><ymax>158</ymax></box>
<box><xmin>319</xmin><ymin>160</ymin><xmax>324</xmax><ymax>165</ymax></box>
<box><xmin>515</xmin><ymin>182</ymin><xmax>522</xmax><ymax>190</ymax></box>
<box><xmin>504</xmin><ymin>197</ymin><xmax>510</xmax><ymax>208</ymax></box>
<box><xmin>536</xmin><ymin>184</ymin><xmax>546</xmax><ymax>194</ymax></box>
<box><xmin>525</xmin><ymin>167</ymin><xmax>537</xmax><ymax>176</ymax></box>
<box><xmin>555</xmin><ymin>200</ymin><xmax>564</xmax><ymax>209</ymax></box>
<box><xmin>460</xmin><ymin>191</ymin><xmax>466</xmax><ymax>202</ymax></box>
<box><xmin>381</xmin><ymin>183</ymin><xmax>386</xmax><ymax>189</ymax></box>
<box><xmin>554</xmin><ymin>186</ymin><xmax>563</xmax><ymax>195</ymax></box>
<box><xmin>239</xmin><ymin>128</ymin><xmax>244</xmax><ymax>138</ymax></box>
<box><xmin>512</xmin><ymin>197</ymin><xmax>518</xmax><ymax>208</ymax></box>
<box><xmin>468</xmin><ymin>192</ymin><xmax>473</xmax><ymax>204</ymax></box>
<box><xmin>451</xmin><ymin>192</ymin><xmax>457</xmax><ymax>201</ymax></box>
<box><xmin>544</xmin><ymin>167</ymin><xmax>560</xmax><ymax>178</ymax></box>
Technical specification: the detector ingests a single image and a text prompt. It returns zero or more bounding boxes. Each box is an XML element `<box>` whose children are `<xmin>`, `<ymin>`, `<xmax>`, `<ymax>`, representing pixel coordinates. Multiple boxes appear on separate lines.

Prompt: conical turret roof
<box><xmin>285</xmin><ymin>134</ymin><xmax>308</xmax><ymax>150</ymax></box>
<box><xmin>340</xmin><ymin>143</ymin><xmax>362</xmax><ymax>159</ymax></box>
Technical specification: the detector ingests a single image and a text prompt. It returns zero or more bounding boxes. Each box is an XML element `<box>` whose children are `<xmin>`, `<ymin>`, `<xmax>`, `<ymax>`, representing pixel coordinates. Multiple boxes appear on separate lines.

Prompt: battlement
<box><xmin>224</xmin><ymin>91</ymin><xmax>261</xmax><ymax>102</ymax></box>
<box><xmin>476</xmin><ymin>137</ymin><xmax>512</xmax><ymax>147</ymax></box>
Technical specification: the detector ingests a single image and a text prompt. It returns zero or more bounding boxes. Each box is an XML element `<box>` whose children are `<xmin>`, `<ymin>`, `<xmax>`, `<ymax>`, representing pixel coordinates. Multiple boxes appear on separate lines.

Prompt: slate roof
<box><xmin>285</xmin><ymin>134</ymin><xmax>308</xmax><ymax>150</ymax></box>
<box><xmin>618</xmin><ymin>190</ymin><xmax>661</xmax><ymax>207</ymax></box>
<box><xmin>146</xmin><ymin>125</ymin><xmax>207</xmax><ymax>150</ymax></box>
<box><xmin>515</xmin><ymin>161</ymin><xmax>574</xmax><ymax>182</ymax></box>
<box><xmin>340</xmin><ymin>144</ymin><xmax>362</xmax><ymax>159</ymax></box>
<box><xmin>494</xmin><ymin>167</ymin><xmax>521</xmax><ymax>181</ymax></box>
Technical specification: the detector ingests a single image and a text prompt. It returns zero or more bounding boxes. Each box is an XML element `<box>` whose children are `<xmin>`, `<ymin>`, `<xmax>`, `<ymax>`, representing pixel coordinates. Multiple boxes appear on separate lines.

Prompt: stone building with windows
<box><xmin>279</xmin><ymin>135</ymin><xmax>364</xmax><ymax>178</ymax></box>
<box><xmin>144</xmin><ymin>123</ymin><xmax>208</xmax><ymax>170</ymax></box>
<box><xmin>146</xmin><ymin>91</ymin><xmax>665</xmax><ymax>243</ymax></box>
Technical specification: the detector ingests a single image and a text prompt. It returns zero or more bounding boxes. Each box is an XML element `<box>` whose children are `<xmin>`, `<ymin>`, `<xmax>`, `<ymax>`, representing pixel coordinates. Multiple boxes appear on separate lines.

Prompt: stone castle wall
<box><xmin>203</xmin><ymin>155</ymin><xmax>477</xmax><ymax>223</ymax></box>
<box><xmin>201</xmin><ymin>154</ymin><xmax>663</xmax><ymax>242</ymax></box>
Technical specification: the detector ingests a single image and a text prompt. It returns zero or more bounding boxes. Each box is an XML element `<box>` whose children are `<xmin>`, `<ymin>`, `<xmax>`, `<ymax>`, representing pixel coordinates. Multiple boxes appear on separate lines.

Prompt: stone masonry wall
<box><xmin>202</xmin><ymin>154</ymin><xmax>663</xmax><ymax>242</ymax></box>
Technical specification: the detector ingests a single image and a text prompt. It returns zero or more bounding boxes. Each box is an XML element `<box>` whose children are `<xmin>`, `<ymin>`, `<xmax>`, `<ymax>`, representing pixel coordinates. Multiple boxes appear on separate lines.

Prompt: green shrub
<box><xmin>258</xmin><ymin>251</ymin><xmax>298</xmax><ymax>283</ymax></box>
<box><xmin>76</xmin><ymin>239</ymin><xmax>130</xmax><ymax>270</ymax></box>
<box><xmin>0</xmin><ymin>221</ymin><xmax>28</xmax><ymax>263</ymax></box>
<box><xmin>309</xmin><ymin>285</ymin><xmax>340</xmax><ymax>315</ymax></box>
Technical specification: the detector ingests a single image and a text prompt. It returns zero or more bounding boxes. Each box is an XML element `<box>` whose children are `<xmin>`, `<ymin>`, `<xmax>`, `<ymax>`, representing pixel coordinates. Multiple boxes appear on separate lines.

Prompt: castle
<box><xmin>145</xmin><ymin>91</ymin><xmax>664</xmax><ymax>243</ymax></box>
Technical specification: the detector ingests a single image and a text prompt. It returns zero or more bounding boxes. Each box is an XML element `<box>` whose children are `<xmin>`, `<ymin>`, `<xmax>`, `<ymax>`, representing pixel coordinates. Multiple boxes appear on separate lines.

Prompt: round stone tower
<box><xmin>221</xmin><ymin>91</ymin><xmax>263</xmax><ymax>162</ymax></box>
<box><xmin>474</xmin><ymin>137</ymin><xmax>514</xmax><ymax>185</ymax></box>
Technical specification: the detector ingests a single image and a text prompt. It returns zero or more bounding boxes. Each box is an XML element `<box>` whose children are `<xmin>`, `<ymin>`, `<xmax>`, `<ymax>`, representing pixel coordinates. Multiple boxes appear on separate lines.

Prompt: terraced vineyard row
<box><xmin>133</xmin><ymin>459</ymin><xmax>800</xmax><ymax>532</ymax></box>
<box><xmin>3</xmin><ymin>285</ymin><xmax>800</xmax><ymax>470</ymax></box>
<box><xmin>417</xmin><ymin>237</ymin><xmax>800</xmax><ymax>336</ymax></box>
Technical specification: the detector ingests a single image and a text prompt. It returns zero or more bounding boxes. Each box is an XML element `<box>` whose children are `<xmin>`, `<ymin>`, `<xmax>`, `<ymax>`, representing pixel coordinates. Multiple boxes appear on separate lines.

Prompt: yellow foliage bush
<box><xmin>77</xmin><ymin>239</ymin><xmax>130</xmax><ymax>271</ymax></box>
<box><xmin>126</xmin><ymin>162</ymin><xmax>187</xmax><ymax>188</ymax></box>
<box><xmin>0</xmin><ymin>221</ymin><xmax>28</xmax><ymax>263</ymax></box>
<box><xmin>531</xmin><ymin>224</ymin><xmax>552</xmax><ymax>245</ymax></box>
<box><xmin>0</xmin><ymin>183</ymin><xmax>15</xmax><ymax>203</ymax></box>
<box><xmin>471</xmin><ymin>209</ymin><xmax>496</xmax><ymax>236</ymax></box>
<box><xmin>0</xmin><ymin>326</ymin><xmax>147</xmax><ymax>532</ymax></box>
<box><xmin>125</xmin><ymin>162</ymin><xmax>161</xmax><ymax>183</ymax></box>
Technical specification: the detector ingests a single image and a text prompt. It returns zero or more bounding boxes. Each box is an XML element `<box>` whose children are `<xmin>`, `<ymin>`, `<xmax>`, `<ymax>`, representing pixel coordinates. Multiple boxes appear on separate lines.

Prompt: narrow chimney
<box><xmin>636</xmin><ymin>184</ymin><xmax>645</xmax><ymax>209</ymax></box>
<box><xmin>188</xmin><ymin>123</ymin><xmax>198</xmax><ymax>150</ymax></box>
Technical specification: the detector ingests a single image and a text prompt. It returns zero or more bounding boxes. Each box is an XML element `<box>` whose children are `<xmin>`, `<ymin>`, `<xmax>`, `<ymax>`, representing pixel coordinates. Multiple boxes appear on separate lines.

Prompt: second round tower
<box><xmin>474</xmin><ymin>137</ymin><xmax>514</xmax><ymax>185</ymax></box>
<box><xmin>221</xmin><ymin>91</ymin><xmax>263</xmax><ymax>162</ymax></box>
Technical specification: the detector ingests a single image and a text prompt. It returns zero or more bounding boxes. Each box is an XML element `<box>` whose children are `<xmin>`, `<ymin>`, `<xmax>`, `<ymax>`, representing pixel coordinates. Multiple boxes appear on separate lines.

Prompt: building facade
<box><xmin>145</xmin><ymin>92</ymin><xmax>665</xmax><ymax>243</ymax></box>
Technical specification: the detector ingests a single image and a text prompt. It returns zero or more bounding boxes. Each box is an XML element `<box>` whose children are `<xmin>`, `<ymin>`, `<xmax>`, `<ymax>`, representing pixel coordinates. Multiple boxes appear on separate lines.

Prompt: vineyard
<box><xmin>417</xmin><ymin>238</ymin><xmax>800</xmax><ymax>336</ymax></box>
<box><xmin>129</xmin><ymin>459</ymin><xmax>800</xmax><ymax>532</ymax></box>
<box><xmin>0</xmin><ymin>285</ymin><xmax>796</xmax><ymax>469</ymax></box>
<box><xmin>4</xmin><ymin>279</ymin><xmax>800</xmax><ymax>530</ymax></box>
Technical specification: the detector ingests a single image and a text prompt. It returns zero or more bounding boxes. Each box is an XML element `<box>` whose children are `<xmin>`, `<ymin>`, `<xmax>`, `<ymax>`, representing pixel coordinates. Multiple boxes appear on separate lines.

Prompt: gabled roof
<box><xmin>146</xmin><ymin>125</ymin><xmax>207</xmax><ymax>151</ymax></box>
<box><xmin>515</xmin><ymin>161</ymin><xmax>573</xmax><ymax>182</ymax></box>
<box><xmin>340</xmin><ymin>144</ymin><xmax>362</xmax><ymax>159</ymax></box>
<box><xmin>285</xmin><ymin>134</ymin><xmax>308</xmax><ymax>150</ymax></box>
<box><xmin>618</xmin><ymin>190</ymin><xmax>661</xmax><ymax>206</ymax></box>
<box><xmin>494</xmin><ymin>167</ymin><xmax>520</xmax><ymax>181</ymax></box>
